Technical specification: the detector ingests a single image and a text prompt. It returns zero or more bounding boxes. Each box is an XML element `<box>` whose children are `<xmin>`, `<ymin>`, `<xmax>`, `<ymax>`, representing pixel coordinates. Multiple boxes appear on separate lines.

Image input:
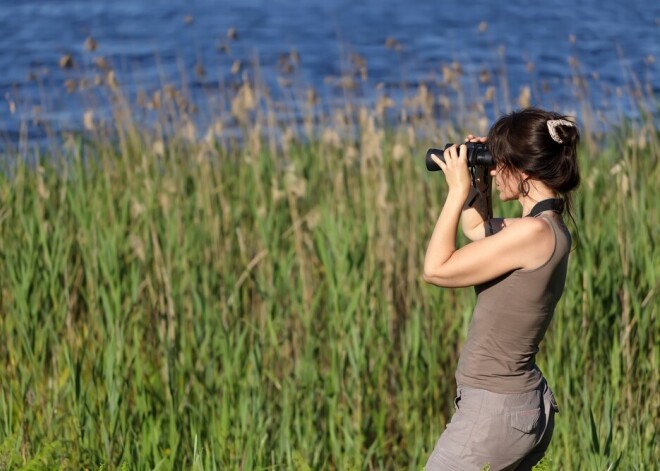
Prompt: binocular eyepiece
<box><xmin>426</xmin><ymin>143</ymin><xmax>494</xmax><ymax>171</ymax></box>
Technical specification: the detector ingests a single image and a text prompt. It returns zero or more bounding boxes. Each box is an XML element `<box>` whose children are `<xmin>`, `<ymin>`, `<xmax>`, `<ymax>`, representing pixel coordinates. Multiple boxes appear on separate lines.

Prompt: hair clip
<box><xmin>547</xmin><ymin>119</ymin><xmax>575</xmax><ymax>144</ymax></box>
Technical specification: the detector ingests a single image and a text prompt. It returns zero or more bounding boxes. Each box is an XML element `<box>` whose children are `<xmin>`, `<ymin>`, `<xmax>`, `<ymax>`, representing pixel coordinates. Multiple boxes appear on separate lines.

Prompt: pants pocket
<box><xmin>510</xmin><ymin>407</ymin><xmax>541</xmax><ymax>433</ymax></box>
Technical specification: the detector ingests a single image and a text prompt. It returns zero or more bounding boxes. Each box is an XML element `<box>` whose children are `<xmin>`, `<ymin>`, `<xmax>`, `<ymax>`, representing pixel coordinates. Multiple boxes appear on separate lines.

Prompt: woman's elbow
<box><xmin>423</xmin><ymin>269</ymin><xmax>450</xmax><ymax>287</ymax></box>
<box><xmin>422</xmin><ymin>272</ymin><xmax>436</xmax><ymax>285</ymax></box>
<box><xmin>423</xmin><ymin>264</ymin><xmax>466</xmax><ymax>287</ymax></box>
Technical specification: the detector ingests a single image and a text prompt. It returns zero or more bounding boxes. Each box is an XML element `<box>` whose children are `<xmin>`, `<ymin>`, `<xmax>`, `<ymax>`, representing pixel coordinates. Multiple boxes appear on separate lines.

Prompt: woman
<box><xmin>423</xmin><ymin>108</ymin><xmax>580</xmax><ymax>470</ymax></box>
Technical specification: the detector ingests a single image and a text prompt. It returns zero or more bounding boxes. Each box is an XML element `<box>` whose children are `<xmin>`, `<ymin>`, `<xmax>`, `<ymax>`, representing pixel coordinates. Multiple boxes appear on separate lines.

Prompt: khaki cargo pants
<box><xmin>425</xmin><ymin>380</ymin><xmax>558</xmax><ymax>470</ymax></box>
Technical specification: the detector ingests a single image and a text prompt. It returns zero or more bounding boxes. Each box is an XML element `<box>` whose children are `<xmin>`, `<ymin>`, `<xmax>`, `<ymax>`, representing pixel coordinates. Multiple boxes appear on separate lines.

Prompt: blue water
<box><xmin>0</xmin><ymin>0</ymin><xmax>658</xmax><ymax>143</ymax></box>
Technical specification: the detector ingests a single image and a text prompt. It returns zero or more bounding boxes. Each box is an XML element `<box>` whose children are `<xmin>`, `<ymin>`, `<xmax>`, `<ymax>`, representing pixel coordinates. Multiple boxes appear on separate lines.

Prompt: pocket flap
<box><xmin>511</xmin><ymin>408</ymin><xmax>541</xmax><ymax>433</ymax></box>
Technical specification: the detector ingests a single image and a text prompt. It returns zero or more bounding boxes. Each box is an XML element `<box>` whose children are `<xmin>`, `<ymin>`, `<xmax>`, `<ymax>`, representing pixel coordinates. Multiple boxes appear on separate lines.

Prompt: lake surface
<box><xmin>0</xmin><ymin>0</ymin><xmax>658</xmax><ymax>143</ymax></box>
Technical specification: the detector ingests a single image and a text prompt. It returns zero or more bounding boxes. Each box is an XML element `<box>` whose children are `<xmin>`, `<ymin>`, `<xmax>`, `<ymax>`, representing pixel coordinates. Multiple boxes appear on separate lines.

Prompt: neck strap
<box><xmin>526</xmin><ymin>198</ymin><xmax>564</xmax><ymax>218</ymax></box>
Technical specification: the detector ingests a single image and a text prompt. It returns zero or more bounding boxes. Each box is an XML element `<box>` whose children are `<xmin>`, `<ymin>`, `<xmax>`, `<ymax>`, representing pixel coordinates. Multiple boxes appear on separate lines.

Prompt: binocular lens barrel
<box><xmin>425</xmin><ymin>148</ymin><xmax>445</xmax><ymax>171</ymax></box>
<box><xmin>425</xmin><ymin>143</ymin><xmax>493</xmax><ymax>171</ymax></box>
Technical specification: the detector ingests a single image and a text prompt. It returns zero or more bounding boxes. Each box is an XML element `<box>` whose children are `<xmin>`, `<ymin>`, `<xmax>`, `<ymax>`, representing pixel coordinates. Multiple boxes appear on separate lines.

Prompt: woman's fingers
<box><xmin>465</xmin><ymin>134</ymin><xmax>487</xmax><ymax>143</ymax></box>
<box><xmin>435</xmin><ymin>144</ymin><xmax>471</xmax><ymax>197</ymax></box>
<box><xmin>444</xmin><ymin>144</ymin><xmax>458</xmax><ymax>163</ymax></box>
<box><xmin>443</xmin><ymin>144</ymin><xmax>466</xmax><ymax>164</ymax></box>
<box><xmin>458</xmin><ymin>143</ymin><xmax>468</xmax><ymax>162</ymax></box>
<box><xmin>431</xmin><ymin>153</ymin><xmax>446</xmax><ymax>171</ymax></box>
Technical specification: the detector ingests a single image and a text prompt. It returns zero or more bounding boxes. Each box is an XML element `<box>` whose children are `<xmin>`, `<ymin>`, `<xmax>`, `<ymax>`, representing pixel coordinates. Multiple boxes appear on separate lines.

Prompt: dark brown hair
<box><xmin>487</xmin><ymin>107</ymin><xmax>581</xmax><ymax>215</ymax></box>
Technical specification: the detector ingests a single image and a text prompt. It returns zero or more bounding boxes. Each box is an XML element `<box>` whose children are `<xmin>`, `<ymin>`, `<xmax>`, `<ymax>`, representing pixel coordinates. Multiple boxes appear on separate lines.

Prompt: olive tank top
<box><xmin>455</xmin><ymin>214</ymin><xmax>571</xmax><ymax>393</ymax></box>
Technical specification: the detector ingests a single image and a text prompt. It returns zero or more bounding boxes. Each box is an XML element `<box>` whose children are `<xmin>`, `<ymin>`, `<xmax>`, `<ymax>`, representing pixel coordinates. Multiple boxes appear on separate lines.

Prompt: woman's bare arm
<box><xmin>424</xmin><ymin>216</ymin><xmax>555</xmax><ymax>288</ymax></box>
<box><xmin>423</xmin><ymin>143</ymin><xmax>554</xmax><ymax>288</ymax></box>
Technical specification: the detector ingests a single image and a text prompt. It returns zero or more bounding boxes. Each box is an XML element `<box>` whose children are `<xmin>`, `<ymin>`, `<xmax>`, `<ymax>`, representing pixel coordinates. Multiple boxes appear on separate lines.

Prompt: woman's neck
<box><xmin>519</xmin><ymin>181</ymin><xmax>558</xmax><ymax>216</ymax></box>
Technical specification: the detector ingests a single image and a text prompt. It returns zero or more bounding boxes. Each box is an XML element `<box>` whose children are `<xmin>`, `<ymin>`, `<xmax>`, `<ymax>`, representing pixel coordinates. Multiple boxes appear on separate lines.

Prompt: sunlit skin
<box><xmin>466</xmin><ymin>134</ymin><xmax>558</xmax><ymax>207</ymax></box>
<box><xmin>491</xmin><ymin>165</ymin><xmax>520</xmax><ymax>201</ymax></box>
<box><xmin>422</xmin><ymin>137</ymin><xmax>560</xmax><ymax>288</ymax></box>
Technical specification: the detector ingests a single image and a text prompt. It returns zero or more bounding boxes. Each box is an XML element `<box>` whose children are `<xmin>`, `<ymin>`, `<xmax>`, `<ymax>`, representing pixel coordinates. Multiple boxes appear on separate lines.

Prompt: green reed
<box><xmin>0</xmin><ymin>42</ymin><xmax>658</xmax><ymax>470</ymax></box>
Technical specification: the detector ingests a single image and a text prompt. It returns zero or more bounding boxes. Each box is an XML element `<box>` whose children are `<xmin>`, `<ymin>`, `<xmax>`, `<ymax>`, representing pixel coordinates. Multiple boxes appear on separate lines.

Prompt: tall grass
<box><xmin>0</xmin><ymin>43</ymin><xmax>658</xmax><ymax>470</ymax></box>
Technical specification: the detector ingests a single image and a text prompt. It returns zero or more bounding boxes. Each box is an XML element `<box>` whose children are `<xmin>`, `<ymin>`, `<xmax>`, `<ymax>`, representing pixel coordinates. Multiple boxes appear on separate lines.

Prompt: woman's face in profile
<box><xmin>490</xmin><ymin>164</ymin><xmax>520</xmax><ymax>201</ymax></box>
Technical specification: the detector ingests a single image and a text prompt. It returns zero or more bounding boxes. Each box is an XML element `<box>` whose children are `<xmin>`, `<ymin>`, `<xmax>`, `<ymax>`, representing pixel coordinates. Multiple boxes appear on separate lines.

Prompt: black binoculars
<box><xmin>425</xmin><ymin>143</ymin><xmax>494</xmax><ymax>171</ymax></box>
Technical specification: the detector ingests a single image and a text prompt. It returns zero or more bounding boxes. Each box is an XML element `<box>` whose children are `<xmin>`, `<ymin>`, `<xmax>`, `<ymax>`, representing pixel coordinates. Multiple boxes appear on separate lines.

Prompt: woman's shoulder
<box><xmin>499</xmin><ymin>217</ymin><xmax>557</xmax><ymax>270</ymax></box>
<box><xmin>501</xmin><ymin>216</ymin><xmax>553</xmax><ymax>236</ymax></box>
<box><xmin>499</xmin><ymin>216</ymin><xmax>555</xmax><ymax>251</ymax></box>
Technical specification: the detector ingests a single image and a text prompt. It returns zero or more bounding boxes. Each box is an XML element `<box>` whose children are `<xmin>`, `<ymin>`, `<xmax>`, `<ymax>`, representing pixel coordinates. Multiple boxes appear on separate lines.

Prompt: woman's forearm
<box><xmin>461</xmin><ymin>187</ymin><xmax>488</xmax><ymax>234</ymax></box>
<box><xmin>424</xmin><ymin>190</ymin><xmax>466</xmax><ymax>274</ymax></box>
<box><xmin>461</xmin><ymin>168</ymin><xmax>494</xmax><ymax>240</ymax></box>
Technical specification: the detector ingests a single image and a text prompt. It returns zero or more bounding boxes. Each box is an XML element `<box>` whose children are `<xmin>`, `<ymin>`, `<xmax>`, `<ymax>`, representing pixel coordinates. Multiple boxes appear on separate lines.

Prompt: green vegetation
<box><xmin>0</xmin><ymin>49</ymin><xmax>658</xmax><ymax>469</ymax></box>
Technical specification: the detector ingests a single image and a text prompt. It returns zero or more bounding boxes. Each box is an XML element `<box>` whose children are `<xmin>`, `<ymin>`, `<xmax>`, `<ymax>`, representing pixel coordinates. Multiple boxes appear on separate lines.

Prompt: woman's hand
<box><xmin>465</xmin><ymin>134</ymin><xmax>487</xmax><ymax>143</ymax></box>
<box><xmin>430</xmin><ymin>144</ymin><xmax>471</xmax><ymax>200</ymax></box>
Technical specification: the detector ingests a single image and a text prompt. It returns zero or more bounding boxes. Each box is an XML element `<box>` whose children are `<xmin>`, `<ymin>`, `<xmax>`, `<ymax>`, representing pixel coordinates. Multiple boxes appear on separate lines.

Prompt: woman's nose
<box><xmin>489</xmin><ymin>168</ymin><xmax>497</xmax><ymax>176</ymax></box>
